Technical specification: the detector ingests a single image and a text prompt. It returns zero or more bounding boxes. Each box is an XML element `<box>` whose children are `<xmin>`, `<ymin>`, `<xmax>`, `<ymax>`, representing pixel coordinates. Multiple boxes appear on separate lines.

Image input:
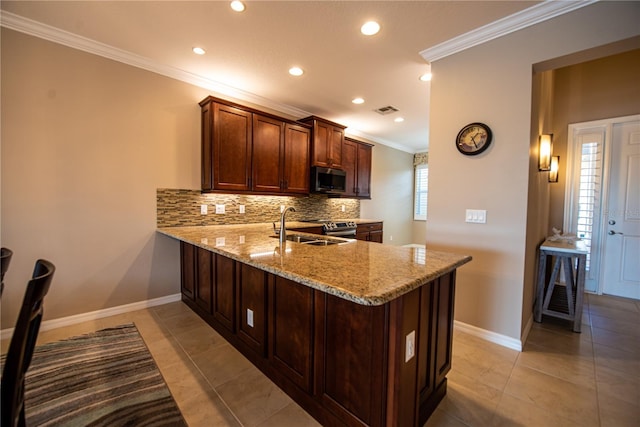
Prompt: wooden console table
<box><xmin>535</xmin><ymin>239</ymin><xmax>588</xmax><ymax>332</ymax></box>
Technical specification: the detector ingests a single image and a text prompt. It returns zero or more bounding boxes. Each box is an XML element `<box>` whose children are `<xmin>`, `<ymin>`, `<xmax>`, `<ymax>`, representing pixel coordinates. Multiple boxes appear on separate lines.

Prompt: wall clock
<box><xmin>456</xmin><ymin>122</ymin><xmax>492</xmax><ymax>156</ymax></box>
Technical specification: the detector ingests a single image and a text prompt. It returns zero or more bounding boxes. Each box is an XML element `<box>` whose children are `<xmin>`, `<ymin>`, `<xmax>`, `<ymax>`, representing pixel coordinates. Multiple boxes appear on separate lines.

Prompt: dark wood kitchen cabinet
<box><xmin>180</xmin><ymin>242</ymin><xmax>213</xmax><ymax>313</ymax></box>
<box><xmin>237</xmin><ymin>263</ymin><xmax>268</xmax><ymax>356</ymax></box>
<box><xmin>180</xmin><ymin>242</ymin><xmax>196</xmax><ymax>301</ymax></box>
<box><xmin>180</xmin><ymin>241</ymin><xmax>236</xmax><ymax>328</ymax></box>
<box><xmin>356</xmin><ymin>221</ymin><xmax>383</xmax><ymax>243</ymax></box>
<box><xmin>253</xmin><ymin>114</ymin><xmax>310</xmax><ymax>194</ymax></box>
<box><xmin>343</xmin><ymin>137</ymin><xmax>373</xmax><ymax>199</ymax></box>
<box><xmin>201</xmin><ymin>101</ymin><xmax>252</xmax><ymax>192</ymax></box>
<box><xmin>200</xmin><ymin>96</ymin><xmax>310</xmax><ymax>195</ymax></box>
<box><xmin>299</xmin><ymin>116</ymin><xmax>345</xmax><ymax>169</ymax></box>
<box><xmin>269</xmin><ymin>275</ymin><xmax>315</xmax><ymax>392</ymax></box>
<box><xmin>179</xmin><ymin>242</ymin><xmax>457</xmax><ymax>426</ymax></box>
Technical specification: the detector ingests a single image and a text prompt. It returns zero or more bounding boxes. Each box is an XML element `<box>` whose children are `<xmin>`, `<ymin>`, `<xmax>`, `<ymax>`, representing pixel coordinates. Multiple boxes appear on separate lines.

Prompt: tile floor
<box><xmin>2</xmin><ymin>293</ymin><xmax>638</xmax><ymax>426</ymax></box>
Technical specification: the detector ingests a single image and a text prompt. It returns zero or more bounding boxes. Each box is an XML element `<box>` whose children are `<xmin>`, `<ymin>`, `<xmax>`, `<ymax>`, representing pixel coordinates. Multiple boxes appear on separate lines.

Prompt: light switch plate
<box><xmin>465</xmin><ymin>209</ymin><xmax>487</xmax><ymax>224</ymax></box>
<box><xmin>239</xmin><ymin>205</ymin><xmax>245</xmax><ymax>214</ymax></box>
<box><xmin>215</xmin><ymin>204</ymin><xmax>225</xmax><ymax>214</ymax></box>
<box><xmin>200</xmin><ymin>204</ymin><xmax>208</xmax><ymax>215</ymax></box>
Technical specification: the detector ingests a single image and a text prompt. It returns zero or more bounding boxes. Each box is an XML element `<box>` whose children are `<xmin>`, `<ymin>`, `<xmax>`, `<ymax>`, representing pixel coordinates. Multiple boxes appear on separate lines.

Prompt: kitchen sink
<box><xmin>302</xmin><ymin>239</ymin><xmax>340</xmax><ymax>246</ymax></box>
<box><xmin>271</xmin><ymin>234</ymin><xmax>353</xmax><ymax>246</ymax></box>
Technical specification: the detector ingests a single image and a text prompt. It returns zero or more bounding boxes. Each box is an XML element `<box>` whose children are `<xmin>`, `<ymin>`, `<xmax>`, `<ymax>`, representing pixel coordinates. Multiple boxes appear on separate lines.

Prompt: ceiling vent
<box><xmin>373</xmin><ymin>105</ymin><xmax>399</xmax><ymax>115</ymax></box>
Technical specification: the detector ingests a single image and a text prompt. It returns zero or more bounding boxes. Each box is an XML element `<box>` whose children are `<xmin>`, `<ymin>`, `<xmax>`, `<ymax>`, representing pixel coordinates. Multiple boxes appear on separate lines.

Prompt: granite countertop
<box><xmin>157</xmin><ymin>223</ymin><xmax>471</xmax><ymax>306</ymax></box>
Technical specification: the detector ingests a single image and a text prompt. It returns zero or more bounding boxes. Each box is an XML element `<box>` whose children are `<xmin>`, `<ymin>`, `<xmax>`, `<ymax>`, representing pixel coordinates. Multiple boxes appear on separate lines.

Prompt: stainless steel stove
<box><xmin>302</xmin><ymin>219</ymin><xmax>358</xmax><ymax>237</ymax></box>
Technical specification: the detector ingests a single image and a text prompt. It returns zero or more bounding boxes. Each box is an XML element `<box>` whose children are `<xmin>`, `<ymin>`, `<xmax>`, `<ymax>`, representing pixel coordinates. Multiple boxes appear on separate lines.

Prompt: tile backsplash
<box><xmin>157</xmin><ymin>189</ymin><xmax>360</xmax><ymax>227</ymax></box>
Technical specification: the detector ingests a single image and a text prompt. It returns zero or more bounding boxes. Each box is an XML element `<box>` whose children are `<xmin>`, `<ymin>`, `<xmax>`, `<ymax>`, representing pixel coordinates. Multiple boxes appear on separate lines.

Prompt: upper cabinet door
<box><xmin>356</xmin><ymin>142</ymin><xmax>372</xmax><ymax>198</ymax></box>
<box><xmin>253</xmin><ymin>114</ymin><xmax>285</xmax><ymax>193</ymax></box>
<box><xmin>342</xmin><ymin>139</ymin><xmax>358</xmax><ymax>197</ymax></box>
<box><xmin>342</xmin><ymin>137</ymin><xmax>373</xmax><ymax>199</ymax></box>
<box><xmin>283</xmin><ymin>123</ymin><xmax>310</xmax><ymax>194</ymax></box>
<box><xmin>300</xmin><ymin>116</ymin><xmax>345</xmax><ymax>169</ymax></box>
<box><xmin>328</xmin><ymin>125</ymin><xmax>344</xmax><ymax>168</ymax></box>
<box><xmin>201</xmin><ymin>97</ymin><xmax>311</xmax><ymax>196</ymax></box>
<box><xmin>211</xmin><ymin>103</ymin><xmax>253</xmax><ymax>192</ymax></box>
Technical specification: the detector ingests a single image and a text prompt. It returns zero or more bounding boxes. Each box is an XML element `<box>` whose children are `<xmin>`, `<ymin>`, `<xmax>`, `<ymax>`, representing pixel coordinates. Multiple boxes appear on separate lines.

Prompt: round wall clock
<box><xmin>456</xmin><ymin>122</ymin><xmax>492</xmax><ymax>155</ymax></box>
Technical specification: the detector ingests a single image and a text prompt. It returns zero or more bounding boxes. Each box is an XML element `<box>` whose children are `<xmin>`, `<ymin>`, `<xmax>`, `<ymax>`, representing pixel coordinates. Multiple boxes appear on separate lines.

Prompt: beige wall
<box><xmin>1</xmin><ymin>29</ymin><xmax>204</xmax><ymax>326</ymax></box>
<box><xmin>0</xmin><ymin>28</ymin><xmax>415</xmax><ymax>327</ymax></box>
<box><xmin>360</xmin><ymin>143</ymin><xmax>415</xmax><ymax>245</ymax></box>
<box><xmin>428</xmin><ymin>1</ymin><xmax>640</xmax><ymax>340</ymax></box>
<box><xmin>549</xmin><ymin>49</ymin><xmax>640</xmax><ymax>230</ymax></box>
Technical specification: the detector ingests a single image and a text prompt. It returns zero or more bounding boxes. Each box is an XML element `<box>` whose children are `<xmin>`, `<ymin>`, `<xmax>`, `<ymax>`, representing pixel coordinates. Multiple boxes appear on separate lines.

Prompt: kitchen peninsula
<box><xmin>158</xmin><ymin>223</ymin><xmax>471</xmax><ymax>426</ymax></box>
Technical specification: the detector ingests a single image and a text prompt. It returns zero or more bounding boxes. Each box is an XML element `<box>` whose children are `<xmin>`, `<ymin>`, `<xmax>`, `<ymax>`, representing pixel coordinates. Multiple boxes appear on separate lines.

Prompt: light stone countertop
<box><xmin>157</xmin><ymin>223</ymin><xmax>472</xmax><ymax>306</ymax></box>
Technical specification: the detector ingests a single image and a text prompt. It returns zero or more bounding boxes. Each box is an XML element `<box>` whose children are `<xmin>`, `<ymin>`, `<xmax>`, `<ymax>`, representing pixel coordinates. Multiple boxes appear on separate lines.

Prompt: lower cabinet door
<box><xmin>315</xmin><ymin>294</ymin><xmax>387</xmax><ymax>427</ymax></box>
<box><xmin>180</xmin><ymin>242</ymin><xmax>196</xmax><ymax>301</ymax></box>
<box><xmin>238</xmin><ymin>263</ymin><xmax>268</xmax><ymax>356</ymax></box>
<box><xmin>196</xmin><ymin>247</ymin><xmax>213</xmax><ymax>313</ymax></box>
<box><xmin>213</xmin><ymin>254</ymin><xmax>236</xmax><ymax>332</ymax></box>
<box><xmin>434</xmin><ymin>273</ymin><xmax>455</xmax><ymax>387</ymax></box>
<box><xmin>269</xmin><ymin>276</ymin><xmax>314</xmax><ymax>392</ymax></box>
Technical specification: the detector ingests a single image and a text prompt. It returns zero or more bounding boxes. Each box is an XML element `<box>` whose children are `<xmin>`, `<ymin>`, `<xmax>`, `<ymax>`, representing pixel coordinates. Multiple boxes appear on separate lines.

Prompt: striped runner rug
<box><xmin>2</xmin><ymin>324</ymin><xmax>186</xmax><ymax>426</ymax></box>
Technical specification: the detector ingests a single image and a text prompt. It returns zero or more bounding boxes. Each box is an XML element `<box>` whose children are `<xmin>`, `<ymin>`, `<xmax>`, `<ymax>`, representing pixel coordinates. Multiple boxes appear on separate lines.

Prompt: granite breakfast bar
<box><xmin>158</xmin><ymin>223</ymin><xmax>471</xmax><ymax>427</ymax></box>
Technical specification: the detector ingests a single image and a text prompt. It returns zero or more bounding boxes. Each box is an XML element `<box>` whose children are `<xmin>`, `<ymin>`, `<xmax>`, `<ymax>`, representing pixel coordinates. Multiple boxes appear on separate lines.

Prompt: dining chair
<box><xmin>1</xmin><ymin>247</ymin><xmax>13</xmax><ymax>296</ymax></box>
<box><xmin>1</xmin><ymin>259</ymin><xmax>55</xmax><ymax>427</ymax></box>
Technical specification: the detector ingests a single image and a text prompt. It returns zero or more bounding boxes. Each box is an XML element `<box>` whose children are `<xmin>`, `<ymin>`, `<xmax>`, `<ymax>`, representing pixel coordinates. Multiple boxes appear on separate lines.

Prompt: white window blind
<box><xmin>414</xmin><ymin>164</ymin><xmax>428</xmax><ymax>220</ymax></box>
<box><xmin>576</xmin><ymin>140</ymin><xmax>603</xmax><ymax>272</ymax></box>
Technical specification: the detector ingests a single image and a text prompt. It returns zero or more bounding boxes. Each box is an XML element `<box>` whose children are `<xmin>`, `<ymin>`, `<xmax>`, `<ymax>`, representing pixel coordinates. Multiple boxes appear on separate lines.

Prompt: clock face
<box><xmin>456</xmin><ymin>123</ymin><xmax>492</xmax><ymax>155</ymax></box>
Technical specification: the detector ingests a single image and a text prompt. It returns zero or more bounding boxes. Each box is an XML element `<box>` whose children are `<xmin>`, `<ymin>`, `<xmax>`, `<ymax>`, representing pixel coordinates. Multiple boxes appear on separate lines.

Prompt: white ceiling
<box><xmin>1</xmin><ymin>1</ymin><xmax>590</xmax><ymax>153</ymax></box>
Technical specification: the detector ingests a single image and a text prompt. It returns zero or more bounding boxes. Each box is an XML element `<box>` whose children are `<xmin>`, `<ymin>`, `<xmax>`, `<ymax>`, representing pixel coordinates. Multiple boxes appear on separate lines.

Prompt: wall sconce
<box><xmin>549</xmin><ymin>156</ymin><xmax>559</xmax><ymax>183</ymax></box>
<box><xmin>539</xmin><ymin>134</ymin><xmax>553</xmax><ymax>171</ymax></box>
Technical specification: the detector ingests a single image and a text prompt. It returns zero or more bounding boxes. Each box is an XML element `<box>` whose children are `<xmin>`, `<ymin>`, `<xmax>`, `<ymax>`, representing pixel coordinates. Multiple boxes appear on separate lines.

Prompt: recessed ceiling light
<box><xmin>419</xmin><ymin>73</ymin><xmax>432</xmax><ymax>82</ymax></box>
<box><xmin>230</xmin><ymin>1</ymin><xmax>245</xmax><ymax>12</ymax></box>
<box><xmin>289</xmin><ymin>67</ymin><xmax>304</xmax><ymax>76</ymax></box>
<box><xmin>361</xmin><ymin>21</ymin><xmax>380</xmax><ymax>36</ymax></box>
<box><xmin>352</xmin><ymin>98</ymin><xmax>365</xmax><ymax>104</ymax></box>
<box><xmin>192</xmin><ymin>47</ymin><xmax>206</xmax><ymax>55</ymax></box>
<box><xmin>394</xmin><ymin>117</ymin><xmax>405</xmax><ymax>123</ymax></box>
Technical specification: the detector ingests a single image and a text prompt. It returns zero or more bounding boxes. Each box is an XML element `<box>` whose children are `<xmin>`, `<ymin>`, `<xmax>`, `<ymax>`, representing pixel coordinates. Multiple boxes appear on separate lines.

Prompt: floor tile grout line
<box><xmin>151</xmin><ymin>306</ymin><xmax>312</xmax><ymax>426</ymax></box>
<box><xmin>588</xmin><ymin>302</ymin><xmax>603</xmax><ymax>427</ymax></box>
<box><xmin>149</xmin><ymin>305</ymin><xmax>247</xmax><ymax>427</ymax></box>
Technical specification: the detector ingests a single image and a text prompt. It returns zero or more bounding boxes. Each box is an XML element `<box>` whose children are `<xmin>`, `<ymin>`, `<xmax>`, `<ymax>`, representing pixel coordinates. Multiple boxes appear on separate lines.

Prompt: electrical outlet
<box><xmin>215</xmin><ymin>204</ymin><xmax>225</xmax><ymax>214</ymax></box>
<box><xmin>200</xmin><ymin>238</ymin><xmax>208</xmax><ymax>245</ymax></box>
<box><xmin>239</xmin><ymin>235</ymin><xmax>245</xmax><ymax>244</ymax></box>
<box><xmin>200</xmin><ymin>204</ymin><xmax>208</xmax><ymax>215</ymax></box>
<box><xmin>247</xmin><ymin>309</ymin><xmax>254</xmax><ymax>327</ymax></box>
<box><xmin>280</xmin><ymin>205</ymin><xmax>285</xmax><ymax>213</ymax></box>
<box><xmin>405</xmin><ymin>330</ymin><xmax>416</xmax><ymax>362</ymax></box>
<box><xmin>341</xmin><ymin>205</ymin><xmax>345</xmax><ymax>212</ymax></box>
<box><xmin>390</xmin><ymin>235</ymin><xmax>393</xmax><ymax>241</ymax></box>
<box><xmin>215</xmin><ymin>237</ymin><xmax>225</xmax><ymax>247</ymax></box>
<box><xmin>239</xmin><ymin>204</ymin><xmax>245</xmax><ymax>214</ymax></box>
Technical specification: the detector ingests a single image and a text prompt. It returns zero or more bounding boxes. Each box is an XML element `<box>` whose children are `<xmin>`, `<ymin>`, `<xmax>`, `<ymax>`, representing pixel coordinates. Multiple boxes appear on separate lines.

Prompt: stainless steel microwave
<box><xmin>312</xmin><ymin>167</ymin><xmax>346</xmax><ymax>194</ymax></box>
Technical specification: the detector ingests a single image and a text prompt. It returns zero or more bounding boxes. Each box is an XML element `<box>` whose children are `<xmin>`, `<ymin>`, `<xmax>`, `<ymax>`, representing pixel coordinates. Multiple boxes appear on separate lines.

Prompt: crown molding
<box><xmin>1</xmin><ymin>10</ymin><xmax>418</xmax><ymax>153</ymax></box>
<box><xmin>420</xmin><ymin>0</ymin><xmax>598</xmax><ymax>63</ymax></box>
<box><xmin>0</xmin><ymin>10</ymin><xmax>311</xmax><ymax>119</ymax></box>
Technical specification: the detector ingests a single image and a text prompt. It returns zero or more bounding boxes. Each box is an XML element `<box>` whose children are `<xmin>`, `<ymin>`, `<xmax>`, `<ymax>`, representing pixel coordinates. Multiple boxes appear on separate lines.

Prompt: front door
<box><xmin>602</xmin><ymin>118</ymin><xmax>640</xmax><ymax>299</ymax></box>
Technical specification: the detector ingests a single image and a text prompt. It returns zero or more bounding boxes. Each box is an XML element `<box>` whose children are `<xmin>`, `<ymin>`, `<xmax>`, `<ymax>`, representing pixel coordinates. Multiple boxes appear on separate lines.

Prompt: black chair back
<box><xmin>1</xmin><ymin>247</ymin><xmax>13</xmax><ymax>296</ymax></box>
<box><xmin>1</xmin><ymin>259</ymin><xmax>55</xmax><ymax>427</ymax></box>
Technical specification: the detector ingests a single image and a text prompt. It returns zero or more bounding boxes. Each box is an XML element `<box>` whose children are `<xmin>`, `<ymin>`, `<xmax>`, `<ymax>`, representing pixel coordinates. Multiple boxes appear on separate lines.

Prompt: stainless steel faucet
<box><xmin>279</xmin><ymin>206</ymin><xmax>296</xmax><ymax>247</ymax></box>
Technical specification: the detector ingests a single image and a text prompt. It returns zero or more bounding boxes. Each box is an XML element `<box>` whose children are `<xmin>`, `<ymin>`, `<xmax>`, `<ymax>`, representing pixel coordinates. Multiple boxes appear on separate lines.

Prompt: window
<box><xmin>575</xmin><ymin>141</ymin><xmax>603</xmax><ymax>272</ymax></box>
<box><xmin>414</xmin><ymin>164</ymin><xmax>428</xmax><ymax>220</ymax></box>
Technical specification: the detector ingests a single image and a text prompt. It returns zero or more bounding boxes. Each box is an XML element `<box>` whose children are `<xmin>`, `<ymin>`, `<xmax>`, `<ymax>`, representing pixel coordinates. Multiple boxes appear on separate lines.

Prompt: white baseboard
<box><xmin>1</xmin><ymin>293</ymin><xmax>182</xmax><ymax>341</ymax></box>
<box><xmin>454</xmin><ymin>320</ymin><xmax>523</xmax><ymax>352</ymax></box>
